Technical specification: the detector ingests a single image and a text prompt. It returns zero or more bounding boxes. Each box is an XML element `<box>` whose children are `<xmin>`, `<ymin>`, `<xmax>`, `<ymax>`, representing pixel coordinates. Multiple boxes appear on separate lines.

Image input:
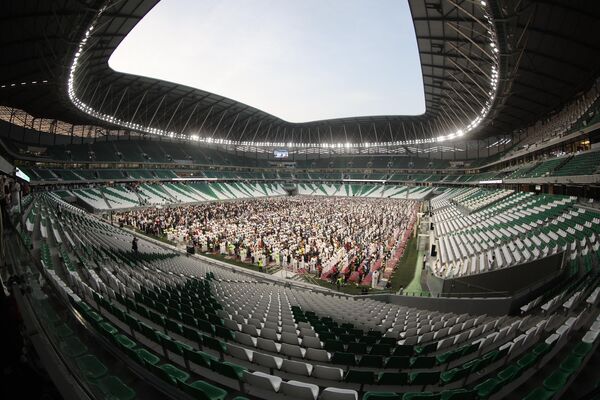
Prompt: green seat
<box><xmin>215</xmin><ymin>326</ymin><xmax>236</xmax><ymax>341</ymax></box>
<box><xmin>155</xmin><ymin>331</ymin><xmax>172</xmax><ymax>347</ymax></box>
<box><xmin>179</xmin><ymin>379</ymin><xmax>228</xmax><ymax>400</ymax></box>
<box><xmin>125</xmin><ymin>314</ymin><xmax>140</xmax><ymax>332</ymax></box>
<box><xmin>182</xmin><ymin>325</ymin><xmax>202</xmax><ymax>343</ymax></box>
<box><xmin>135</xmin><ymin>348</ymin><xmax>160</xmax><ymax>366</ymax></box>
<box><xmin>370</xmin><ymin>344</ymin><xmax>392</xmax><ymax>356</ymax></box>
<box><xmin>332</xmin><ymin>352</ymin><xmax>356</xmax><ymax>366</ymax></box>
<box><xmin>96</xmin><ymin>375</ymin><xmax>136</xmax><ymax>400</ymax></box>
<box><xmin>197</xmin><ymin>319</ymin><xmax>215</xmax><ymax>335</ymax></box>
<box><xmin>522</xmin><ymin>387</ymin><xmax>555</xmax><ymax>400</ymax></box>
<box><xmin>409</xmin><ymin>370</ymin><xmax>440</xmax><ymax>386</ymax></box>
<box><xmin>474</xmin><ymin>378</ymin><xmax>502</xmax><ymax>399</ymax></box>
<box><xmin>345</xmin><ymin>369</ymin><xmax>374</xmax><ymax>384</ymax></box>
<box><xmin>572</xmin><ymin>341</ymin><xmax>593</xmax><ymax>357</ymax></box>
<box><xmin>166</xmin><ymin>319</ymin><xmax>184</xmax><ymax>336</ymax></box>
<box><xmin>414</xmin><ymin>342</ymin><xmax>437</xmax><ymax>355</ymax></box>
<box><xmin>436</xmin><ymin>349</ymin><xmax>461</xmax><ymax>365</ymax></box>
<box><xmin>54</xmin><ymin>323</ymin><xmax>75</xmax><ymax>339</ymax></box>
<box><xmin>543</xmin><ymin>370</ymin><xmax>570</xmax><ymax>391</ymax></box>
<box><xmin>532</xmin><ymin>342</ymin><xmax>551</xmax><ymax>356</ymax></box>
<box><xmin>76</xmin><ymin>354</ymin><xmax>108</xmax><ymax>380</ymax></box>
<box><xmin>497</xmin><ymin>364</ymin><xmax>520</xmax><ymax>382</ymax></box>
<box><xmin>60</xmin><ymin>336</ymin><xmax>88</xmax><ymax>358</ymax></box>
<box><xmin>159</xmin><ymin>363</ymin><xmax>190</xmax><ymax>384</ymax></box>
<box><xmin>164</xmin><ymin>337</ymin><xmax>193</xmax><ymax>356</ymax></box>
<box><xmin>410</xmin><ymin>356</ymin><xmax>436</xmax><ymax>368</ymax></box>
<box><xmin>363</xmin><ymin>392</ymin><xmax>403</xmax><ymax>400</ymax></box>
<box><xmin>560</xmin><ymin>354</ymin><xmax>583</xmax><ymax>373</ymax></box>
<box><xmin>99</xmin><ymin>322</ymin><xmax>119</xmax><ymax>338</ymax></box>
<box><xmin>359</xmin><ymin>336</ymin><xmax>378</xmax><ymax>345</ymax></box>
<box><xmin>440</xmin><ymin>367</ymin><xmax>469</xmax><ymax>384</ymax></box>
<box><xmin>184</xmin><ymin>348</ymin><xmax>216</xmax><ymax>369</ymax></box>
<box><xmin>212</xmin><ymin>361</ymin><xmax>246</xmax><ymax>381</ymax></box>
<box><xmin>392</xmin><ymin>345</ymin><xmax>413</xmax><ymax>357</ymax></box>
<box><xmin>378</xmin><ymin>372</ymin><xmax>408</xmax><ymax>385</ymax></box>
<box><xmin>202</xmin><ymin>335</ymin><xmax>227</xmax><ymax>353</ymax></box>
<box><xmin>402</xmin><ymin>392</ymin><xmax>441</xmax><ymax>400</ymax></box>
<box><xmin>440</xmin><ymin>388</ymin><xmax>475</xmax><ymax>400</ymax></box>
<box><xmin>138</xmin><ymin>322</ymin><xmax>156</xmax><ymax>339</ymax></box>
<box><xmin>460</xmin><ymin>343</ymin><xmax>480</xmax><ymax>357</ymax></box>
<box><xmin>348</xmin><ymin>342</ymin><xmax>368</xmax><ymax>354</ymax></box>
<box><xmin>359</xmin><ymin>355</ymin><xmax>383</xmax><ymax>368</ymax></box>
<box><xmin>385</xmin><ymin>356</ymin><xmax>410</xmax><ymax>369</ymax></box>
<box><xmin>114</xmin><ymin>334</ymin><xmax>137</xmax><ymax>350</ymax></box>
<box><xmin>325</xmin><ymin>340</ymin><xmax>346</xmax><ymax>352</ymax></box>
<box><xmin>77</xmin><ymin>301</ymin><xmax>93</xmax><ymax>313</ymax></box>
<box><xmin>112</xmin><ymin>307</ymin><xmax>126</xmax><ymax>322</ymax></box>
<box><xmin>517</xmin><ymin>352</ymin><xmax>539</xmax><ymax>370</ymax></box>
<box><xmin>85</xmin><ymin>311</ymin><xmax>104</xmax><ymax>326</ymax></box>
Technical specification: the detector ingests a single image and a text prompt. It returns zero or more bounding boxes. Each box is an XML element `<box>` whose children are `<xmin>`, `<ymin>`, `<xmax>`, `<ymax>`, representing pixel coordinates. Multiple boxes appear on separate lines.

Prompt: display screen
<box><xmin>274</xmin><ymin>149</ymin><xmax>288</xmax><ymax>158</ymax></box>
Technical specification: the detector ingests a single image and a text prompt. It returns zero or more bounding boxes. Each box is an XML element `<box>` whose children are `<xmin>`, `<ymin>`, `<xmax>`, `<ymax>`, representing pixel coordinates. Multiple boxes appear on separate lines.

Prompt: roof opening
<box><xmin>109</xmin><ymin>0</ymin><xmax>426</xmax><ymax>123</ymax></box>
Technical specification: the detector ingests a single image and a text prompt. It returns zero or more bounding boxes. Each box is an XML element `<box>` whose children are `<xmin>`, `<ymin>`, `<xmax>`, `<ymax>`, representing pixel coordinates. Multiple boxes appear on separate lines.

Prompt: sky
<box><xmin>109</xmin><ymin>0</ymin><xmax>425</xmax><ymax>123</ymax></box>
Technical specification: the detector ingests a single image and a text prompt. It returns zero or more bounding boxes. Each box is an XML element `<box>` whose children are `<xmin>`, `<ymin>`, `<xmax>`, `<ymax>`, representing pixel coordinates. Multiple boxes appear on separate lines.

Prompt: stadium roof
<box><xmin>1</xmin><ymin>0</ymin><xmax>600</xmax><ymax>147</ymax></box>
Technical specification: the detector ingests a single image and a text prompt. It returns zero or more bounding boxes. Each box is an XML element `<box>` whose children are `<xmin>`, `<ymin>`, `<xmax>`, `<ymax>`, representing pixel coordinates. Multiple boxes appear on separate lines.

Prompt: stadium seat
<box><xmin>76</xmin><ymin>355</ymin><xmax>108</xmax><ymax>380</ymax></box>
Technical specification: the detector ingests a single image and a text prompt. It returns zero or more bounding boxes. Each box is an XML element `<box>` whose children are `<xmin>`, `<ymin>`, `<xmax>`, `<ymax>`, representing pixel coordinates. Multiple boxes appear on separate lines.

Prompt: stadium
<box><xmin>1</xmin><ymin>0</ymin><xmax>600</xmax><ymax>399</ymax></box>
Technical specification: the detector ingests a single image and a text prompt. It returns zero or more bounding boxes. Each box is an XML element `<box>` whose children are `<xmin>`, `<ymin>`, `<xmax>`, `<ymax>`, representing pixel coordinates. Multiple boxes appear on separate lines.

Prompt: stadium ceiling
<box><xmin>1</xmin><ymin>0</ymin><xmax>600</xmax><ymax>147</ymax></box>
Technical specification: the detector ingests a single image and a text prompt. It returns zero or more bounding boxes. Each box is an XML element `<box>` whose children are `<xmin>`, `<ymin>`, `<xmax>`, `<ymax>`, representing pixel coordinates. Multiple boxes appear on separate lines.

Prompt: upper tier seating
<box><xmin>553</xmin><ymin>150</ymin><xmax>600</xmax><ymax>176</ymax></box>
<box><xmin>65</xmin><ymin>182</ymin><xmax>288</xmax><ymax>210</ymax></box>
<box><xmin>296</xmin><ymin>183</ymin><xmax>433</xmax><ymax>200</ymax></box>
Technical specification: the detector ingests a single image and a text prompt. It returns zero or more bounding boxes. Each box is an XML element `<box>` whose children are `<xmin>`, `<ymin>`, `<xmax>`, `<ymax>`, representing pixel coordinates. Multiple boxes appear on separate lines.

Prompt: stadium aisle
<box><xmin>405</xmin><ymin>238</ymin><xmax>425</xmax><ymax>294</ymax></box>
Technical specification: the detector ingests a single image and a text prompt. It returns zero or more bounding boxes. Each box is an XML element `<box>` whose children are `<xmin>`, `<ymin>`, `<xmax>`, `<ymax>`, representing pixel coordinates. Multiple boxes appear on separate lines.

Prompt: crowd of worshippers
<box><xmin>115</xmin><ymin>197</ymin><xmax>416</xmax><ymax>284</ymax></box>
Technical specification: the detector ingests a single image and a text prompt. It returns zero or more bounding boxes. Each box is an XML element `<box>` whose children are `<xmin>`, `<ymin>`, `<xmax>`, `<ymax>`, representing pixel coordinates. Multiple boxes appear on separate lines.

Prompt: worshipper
<box><xmin>258</xmin><ymin>258</ymin><xmax>264</xmax><ymax>273</ymax></box>
<box><xmin>113</xmin><ymin>197</ymin><xmax>417</xmax><ymax>284</ymax></box>
<box><xmin>372</xmin><ymin>269</ymin><xmax>380</xmax><ymax>289</ymax></box>
<box><xmin>131</xmin><ymin>237</ymin><xmax>138</xmax><ymax>254</ymax></box>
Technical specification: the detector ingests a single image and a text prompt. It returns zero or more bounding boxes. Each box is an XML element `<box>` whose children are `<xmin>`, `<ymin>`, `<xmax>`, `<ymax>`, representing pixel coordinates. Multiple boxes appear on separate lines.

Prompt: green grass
<box><xmin>126</xmin><ymin>226</ymin><xmax>176</xmax><ymax>246</ymax></box>
<box><xmin>405</xmin><ymin>248</ymin><xmax>424</xmax><ymax>294</ymax></box>
<box><xmin>200</xmin><ymin>252</ymin><xmax>262</xmax><ymax>273</ymax></box>
<box><xmin>388</xmin><ymin>236</ymin><xmax>419</xmax><ymax>291</ymax></box>
<box><xmin>302</xmin><ymin>273</ymin><xmax>373</xmax><ymax>295</ymax></box>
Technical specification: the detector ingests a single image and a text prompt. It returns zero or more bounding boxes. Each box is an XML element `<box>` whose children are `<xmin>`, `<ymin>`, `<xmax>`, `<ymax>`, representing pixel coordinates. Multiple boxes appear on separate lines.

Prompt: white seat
<box><xmin>281</xmin><ymin>332</ymin><xmax>301</xmax><ymax>345</ymax></box>
<box><xmin>319</xmin><ymin>387</ymin><xmax>358</xmax><ymax>400</ymax></box>
<box><xmin>302</xmin><ymin>336</ymin><xmax>322</xmax><ymax>349</ymax></box>
<box><xmin>227</xmin><ymin>343</ymin><xmax>253</xmax><ymax>362</ymax></box>
<box><xmin>300</xmin><ymin>328</ymin><xmax>317</xmax><ymax>337</ymax></box>
<box><xmin>582</xmin><ymin>330</ymin><xmax>599</xmax><ymax>344</ymax></box>
<box><xmin>236</xmin><ymin>332</ymin><xmax>257</xmax><ymax>348</ymax></box>
<box><xmin>261</xmin><ymin>328</ymin><xmax>279</xmax><ymax>341</ymax></box>
<box><xmin>281</xmin><ymin>359</ymin><xmax>312</xmax><ymax>376</ymax></box>
<box><xmin>257</xmin><ymin>337</ymin><xmax>280</xmax><ymax>353</ymax></box>
<box><xmin>280</xmin><ymin>343</ymin><xmax>306</xmax><ymax>358</ymax></box>
<box><xmin>305</xmin><ymin>348</ymin><xmax>330</xmax><ymax>362</ymax></box>
<box><xmin>312</xmin><ymin>365</ymin><xmax>343</xmax><ymax>382</ymax></box>
<box><xmin>280</xmin><ymin>380</ymin><xmax>320</xmax><ymax>400</ymax></box>
<box><xmin>253</xmin><ymin>352</ymin><xmax>283</xmax><ymax>370</ymax></box>
<box><xmin>242</xmin><ymin>323</ymin><xmax>259</xmax><ymax>336</ymax></box>
<box><xmin>243</xmin><ymin>370</ymin><xmax>282</xmax><ymax>392</ymax></box>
